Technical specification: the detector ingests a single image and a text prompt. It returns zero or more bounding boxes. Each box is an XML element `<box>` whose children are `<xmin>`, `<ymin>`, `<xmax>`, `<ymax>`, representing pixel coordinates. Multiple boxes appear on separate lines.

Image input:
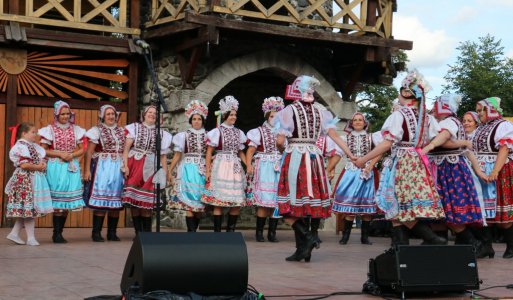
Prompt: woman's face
<box><xmin>225</xmin><ymin>110</ymin><xmax>237</xmax><ymax>125</ymax></box>
<box><xmin>302</xmin><ymin>91</ymin><xmax>315</xmax><ymax>103</ymax></box>
<box><xmin>462</xmin><ymin>114</ymin><xmax>478</xmax><ymax>133</ymax></box>
<box><xmin>144</xmin><ymin>107</ymin><xmax>157</xmax><ymax>125</ymax></box>
<box><xmin>476</xmin><ymin>104</ymin><xmax>487</xmax><ymax>124</ymax></box>
<box><xmin>267</xmin><ymin>111</ymin><xmax>277</xmax><ymax>124</ymax></box>
<box><xmin>57</xmin><ymin>107</ymin><xmax>71</xmax><ymax>124</ymax></box>
<box><xmin>191</xmin><ymin>114</ymin><xmax>203</xmax><ymax>130</ymax></box>
<box><xmin>104</xmin><ymin>108</ymin><xmax>117</xmax><ymax>126</ymax></box>
<box><xmin>352</xmin><ymin>114</ymin><xmax>366</xmax><ymax>131</ymax></box>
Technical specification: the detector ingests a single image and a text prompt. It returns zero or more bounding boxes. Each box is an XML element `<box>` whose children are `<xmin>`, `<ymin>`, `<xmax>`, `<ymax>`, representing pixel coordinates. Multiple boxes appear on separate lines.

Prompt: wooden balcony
<box><xmin>0</xmin><ymin>0</ymin><xmax>140</xmax><ymax>35</ymax></box>
<box><xmin>147</xmin><ymin>0</ymin><xmax>395</xmax><ymax>39</ymax></box>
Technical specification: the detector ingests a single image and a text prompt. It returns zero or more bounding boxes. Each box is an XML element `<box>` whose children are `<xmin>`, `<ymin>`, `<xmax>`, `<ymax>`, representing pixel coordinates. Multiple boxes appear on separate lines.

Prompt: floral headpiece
<box><xmin>401</xmin><ymin>69</ymin><xmax>431</xmax><ymax>102</ymax></box>
<box><xmin>53</xmin><ymin>100</ymin><xmax>75</xmax><ymax>124</ymax></box>
<box><xmin>218</xmin><ymin>95</ymin><xmax>239</xmax><ymax>114</ymax></box>
<box><xmin>99</xmin><ymin>104</ymin><xmax>120</xmax><ymax>123</ymax></box>
<box><xmin>185</xmin><ymin>100</ymin><xmax>208</xmax><ymax>119</ymax></box>
<box><xmin>478</xmin><ymin>97</ymin><xmax>503</xmax><ymax>121</ymax></box>
<box><xmin>262</xmin><ymin>96</ymin><xmax>285</xmax><ymax>114</ymax></box>
<box><xmin>433</xmin><ymin>94</ymin><xmax>462</xmax><ymax>117</ymax></box>
<box><xmin>344</xmin><ymin>112</ymin><xmax>369</xmax><ymax>133</ymax></box>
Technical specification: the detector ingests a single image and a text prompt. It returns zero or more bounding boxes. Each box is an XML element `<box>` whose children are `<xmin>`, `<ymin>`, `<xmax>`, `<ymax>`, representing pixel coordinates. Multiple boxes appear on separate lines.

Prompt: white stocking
<box><xmin>9</xmin><ymin>219</ymin><xmax>24</xmax><ymax>237</ymax></box>
<box><xmin>24</xmin><ymin>218</ymin><xmax>36</xmax><ymax>240</ymax></box>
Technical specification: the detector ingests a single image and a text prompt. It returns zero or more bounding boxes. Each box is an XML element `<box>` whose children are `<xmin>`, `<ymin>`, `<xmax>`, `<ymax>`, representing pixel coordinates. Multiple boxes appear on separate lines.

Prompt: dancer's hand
<box><xmin>246</xmin><ymin>164</ymin><xmax>254</xmax><ymax>176</ymax></box>
<box><xmin>488</xmin><ymin>170</ymin><xmax>499</xmax><ymax>182</ymax></box>
<box><xmin>83</xmin><ymin>171</ymin><xmax>91</xmax><ymax>182</ymax></box>
<box><xmin>353</xmin><ymin>158</ymin><xmax>366</xmax><ymax>169</ymax></box>
<box><xmin>122</xmin><ymin>166</ymin><xmax>129</xmax><ymax>179</ymax></box>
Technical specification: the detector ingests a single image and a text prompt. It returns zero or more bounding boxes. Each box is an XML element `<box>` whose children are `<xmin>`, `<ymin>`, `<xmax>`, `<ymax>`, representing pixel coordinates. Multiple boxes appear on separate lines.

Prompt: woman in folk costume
<box><xmin>83</xmin><ymin>105</ymin><xmax>125</xmax><ymax>242</ymax></box>
<box><xmin>39</xmin><ymin>100</ymin><xmax>86</xmax><ymax>243</ymax></box>
<box><xmin>122</xmin><ymin>106</ymin><xmax>172</xmax><ymax>233</ymax></box>
<box><xmin>274</xmin><ymin>75</ymin><xmax>355</xmax><ymax>262</ymax></box>
<box><xmin>354</xmin><ymin>70</ymin><xmax>447</xmax><ymax>246</ymax></box>
<box><xmin>423</xmin><ymin>94</ymin><xmax>488</xmax><ymax>254</ymax></box>
<box><xmin>463</xmin><ymin>112</ymin><xmax>480</xmax><ymax>140</ymax></box>
<box><xmin>202</xmin><ymin>96</ymin><xmax>247</xmax><ymax>232</ymax></box>
<box><xmin>168</xmin><ymin>100</ymin><xmax>209</xmax><ymax>232</ymax></box>
<box><xmin>5</xmin><ymin>123</ymin><xmax>53</xmax><ymax>246</ymax></box>
<box><xmin>332</xmin><ymin>112</ymin><xmax>382</xmax><ymax>245</ymax></box>
<box><xmin>472</xmin><ymin>97</ymin><xmax>513</xmax><ymax>258</ymax></box>
<box><xmin>246</xmin><ymin>96</ymin><xmax>285</xmax><ymax>242</ymax></box>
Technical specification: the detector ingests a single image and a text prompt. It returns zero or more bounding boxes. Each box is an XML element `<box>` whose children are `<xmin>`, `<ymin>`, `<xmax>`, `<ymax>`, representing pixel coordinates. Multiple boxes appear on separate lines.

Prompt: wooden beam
<box><xmin>128</xmin><ymin>58</ymin><xmax>139</xmax><ymax>123</ymax></box>
<box><xmin>4</xmin><ymin>74</ymin><xmax>17</xmax><ymax>201</ymax></box>
<box><xmin>366</xmin><ymin>0</ymin><xmax>377</xmax><ymax>27</ymax></box>
<box><xmin>130</xmin><ymin>0</ymin><xmax>140</xmax><ymax>29</ymax></box>
<box><xmin>185</xmin><ymin>47</ymin><xmax>202</xmax><ymax>85</ymax></box>
<box><xmin>184</xmin><ymin>12</ymin><xmax>413</xmax><ymax>50</ymax></box>
<box><xmin>143</xmin><ymin>21</ymin><xmax>202</xmax><ymax>40</ymax></box>
<box><xmin>173</xmin><ymin>26</ymin><xmax>218</xmax><ymax>52</ymax></box>
<box><xmin>8</xmin><ymin>0</ymin><xmax>20</xmax><ymax>14</ymax></box>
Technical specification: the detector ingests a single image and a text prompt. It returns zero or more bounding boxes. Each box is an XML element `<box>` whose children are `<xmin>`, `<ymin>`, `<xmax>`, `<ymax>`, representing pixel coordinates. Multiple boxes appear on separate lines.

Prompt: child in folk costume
<box><xmin>83</xmin><ymin>105</ymin><xmax>125</xmax><ymax>242</ymax></box>
<box><xmin>122</xmin><ymin>106</ymin><xmax>172</xmax><ymax>233</ymax></box>
<box><xmin>332</xmin><ymin>112</ymin><xmax>382</xmax><ymax>245</ymax></box>
<box><xmin>202</xmin><ymin>96</ymin><xmax>247</xmax><ymax>232</ymax></box>
<box><xmin>354</xmin><ymin>70</ymin><xmax>447</xmax><ymax>246</ymax></box>
<box><xmin>5</xmin><ymin>123</ymin><xmax>53</xmax><ymax>246</ymax></box>
<box><xmin>472</xmin><ymin>97</ymin><xmax>513</xmax><ymax>258</ymax></box>
<box><xmin>168</xmin><ymin>100</ymin><xmax>209</xmax><ymax>232</ymax></box>
<box><xmin>246</xmin><ymin>96</ymin><xmax>285</xmax><ymax>242</ymax></box>
<box><xmin>274</xmin><ymin>75</ymin><xmax>355</xmax><ymax>262</ymax></box>
<box><xmin>39</xmin><ymin>100</ymin><xmax>86</xmax><ymax>243</ymax></box>
<box><xmin>423</xmin><ymin>95</ymin><xmax>488</xmax><ymax>255</ymax></box>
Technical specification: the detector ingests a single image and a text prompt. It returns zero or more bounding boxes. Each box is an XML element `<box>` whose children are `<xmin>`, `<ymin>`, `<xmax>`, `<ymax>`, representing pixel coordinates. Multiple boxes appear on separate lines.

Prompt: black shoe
<box><xmin>107</xmin><ymin>216</ymin><xmax>121</xmax><ymax>241</ymax></box>
<box><xmin>310</xmin><ymin>218</ymin><xmax>322</xmax><ymax>244</ymax></box>
<box><xmin>411</xmin><ymin>222</ymin><xmax>447</xmax><ymax>245</ymax></box>
<box><xmin>286</xmin><ymin>220</ymin><xmax>319</xmax><ymax>262</ymax></box>
<box><xmin>52</xmin><ymin>215</ymin><xmax>68</xmax><ymax>244</ymax></box>
<box><xmin>226</xmin><ymin>215</ymin><xmax>238</xmax><ymax>232</ymax></box>
<box><xmin>213</xmin><ymin>215</ymin><xmax>223</xmax><ymax>232</ymax></box>
<box><xmin>503</xmin><ymin>226</ymin><xmax>513</xmax><ymax>259</ymax></box>
<box><xmin>267</xmin><ymin>218</ymin><xmax>279</xmax><ymax>242</ymax></box>
<box><xmin>391</xmin><ymin>225</ymin><xmax>410</xmax><ymax>246</ymax></box>
<box><xmin>361</xmin><ymin>221</ymin><xmax>373</xmax><ymax>245</ymax></box>
<box><xmin>256</xmin><ymin>217</ymin><xmax>266</xmax><ymax>242</ymax></box>
<box><xmin>339</xmin><ymin>219</ymin><xmax>353</xmax><ymax>245</ymax></box>
<box><xmin>92</xmin><ymin>215</ymin><xmax>105</xmax><ymax>242</ymax></box>
<box><xmin>185</xmin><ymin>216</ymin><xmax>197</xmax><ymax>232</ymax></box>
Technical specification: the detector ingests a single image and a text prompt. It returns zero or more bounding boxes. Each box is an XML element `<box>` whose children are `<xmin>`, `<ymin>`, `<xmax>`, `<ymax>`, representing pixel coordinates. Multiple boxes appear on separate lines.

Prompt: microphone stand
<box><xmin>139</xmin><ymin>44</ymin><xmax>169</xmax><ymax>233</ymax></box>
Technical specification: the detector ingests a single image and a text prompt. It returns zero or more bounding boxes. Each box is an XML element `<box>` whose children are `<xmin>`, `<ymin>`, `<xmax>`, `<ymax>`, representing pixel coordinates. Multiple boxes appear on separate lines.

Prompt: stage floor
<box><xmin>0</xmin><ymin>227</ymin><xmax>512</xmax><ymax>299</ymax></box>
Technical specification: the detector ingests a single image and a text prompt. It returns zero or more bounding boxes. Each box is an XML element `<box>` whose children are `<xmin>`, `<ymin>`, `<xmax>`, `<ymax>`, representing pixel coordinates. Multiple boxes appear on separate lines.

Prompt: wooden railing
<box><xmin>0</xmin><ymin>0</ymin><xmax>140</xmax><ymax>35</ymax></box>
<box><xmin>147</xmin><ymin>0</ymin><xmax>394</xmax><ymax>38</ymax></box>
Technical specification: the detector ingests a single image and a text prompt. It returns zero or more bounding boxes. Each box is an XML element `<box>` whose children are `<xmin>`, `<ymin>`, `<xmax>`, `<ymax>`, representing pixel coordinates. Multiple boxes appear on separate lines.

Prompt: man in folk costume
<box><xmin>274</xmin><ymin>75</ymin><xmax>355</xmax><ymax>262</ymax></box>
<box><xmin>354</xmin><ymin>70</ymin><xmax>447</xmax><ymax>246</ymax></box>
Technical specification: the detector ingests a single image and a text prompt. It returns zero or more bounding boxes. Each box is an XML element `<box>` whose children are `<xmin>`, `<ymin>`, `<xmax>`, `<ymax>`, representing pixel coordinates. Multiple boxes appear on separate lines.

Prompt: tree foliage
<box><xmin>443</xmin><ymin>34</ymin><xmax>513</xmax><ymax>116</ymax></box>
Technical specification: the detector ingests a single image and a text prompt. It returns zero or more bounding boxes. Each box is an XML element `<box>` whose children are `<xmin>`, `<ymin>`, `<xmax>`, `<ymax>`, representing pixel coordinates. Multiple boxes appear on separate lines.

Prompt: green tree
<box><xmin>443</xmin><ymin>34</ymin><xmax>513</xmax><ymax>116</ymax></box>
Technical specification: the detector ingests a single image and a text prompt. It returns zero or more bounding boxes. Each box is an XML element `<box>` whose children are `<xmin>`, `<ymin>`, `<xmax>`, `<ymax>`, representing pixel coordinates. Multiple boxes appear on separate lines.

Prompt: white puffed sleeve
<box><xmin>9</xmin><ymin>142</ymin><xmax>31</xmax><ymax>167</ymax></box>
<box><xmin>206</xmin><ymin>128</ymin><xmax>221</xmax><ymax>147</ymax></box>
<box><xmin>239</xmin><ymin>129</ymin><xmax>247</xmax><ymax>150</ymax></box>
<box><xmin>73</xmin><ymin>125</ymin><xmax>86</xmax><ymax>144</ymax></box>
<box><xmin>85</xmin><ymin>126</ymin><xmax>101</xmax><ymax>144</ymax></box>
<box><xmin>38</xmin><ymin>125</ymin><xmax>53</xmax><ymax>145</ymax></box>
<box><xmin>494</xmin><ymin>120</ymin><xmax>513</xmax><ymax>150</ymax></box>
<box><xmin>427</xmin><ymin>115</ymin><xmax>442</xmax><ymax>140</ymax></box>
<box><xmin>381</xmin><ymin>111</ymin><xmax>404</xmax><ymax>142</ymax></box>
<box><xmin>125</xmin><ymin>123</ymin><xmax>137</xmax><ymax>139</ymax></box>
<box><xmin>172</xmin><ymin>132</ymin><xmax>186</xmax><ymax>152</ymax></box>
<box><xmin>371</xmin><ymin>131</ymin><xmax>384</xmax><ymax>146</ymax></box>
<box><xmin>438</xmin><ymin>118</ymin><xmax>459</xmax><ymax>140</ymax></box>
<box><xmin>272</xmin><ymin>105</ymin><xmax>294</xmax><ymax>137</ymax></box>
<box><xmin>246</xmin><ymin>128</ymin><xmax>262</xmax><ymax>148</ymax></box>
<box><xmin>330</xmin><ymin>135</ymin><xmax>347</xmax><ymax>157</ymax></box>
<box><xmin>320</xmin><ymin>108</ymin><xmax>337</xmax><ymax>135</ymax></box>
<box><xmin>161</xmin><ymin>131</ymin><xmax>173</xmax><ymax>155</ymax></box>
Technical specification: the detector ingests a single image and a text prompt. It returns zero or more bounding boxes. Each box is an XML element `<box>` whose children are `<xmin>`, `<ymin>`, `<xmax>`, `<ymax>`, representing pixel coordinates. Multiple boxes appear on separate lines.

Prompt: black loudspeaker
<box><xmin>121</xmin><ymin>232</ymin><xmax>248</xmax><ymax>296</ymax></box>
<box><xmin>368</xmin><ymin>245</ymin><xmax>479</xmax><ymax>297</ymax></box>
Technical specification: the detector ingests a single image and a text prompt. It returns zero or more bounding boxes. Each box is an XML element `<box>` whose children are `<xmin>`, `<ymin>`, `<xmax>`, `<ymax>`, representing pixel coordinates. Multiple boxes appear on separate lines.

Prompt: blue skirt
<box><xmin>172</xmin><ymin>161</ymin><xmax>206</xmax><ymax>212</ymax></box>
<box><xmin>332</xmin><ymin>167</ymin><xmax>377</xmax><ymax>215</ymax></box>
<box><xmin>84</xmin><ymin>157</ymin><xmax>124</xmax><ymax>210</ymax></box>
<box><xmin>33</xmin><ymin>172</ymin><xmax>54</xmax><ymax>214</ymax></box>
<box><xmin>46</xmin><ymin>158</ymin><xmax>85</xmax><ymax>210</ymax></box>
<box><xmin>247</xmin><ymin>158</ymin><xmax>280</xmax><ymax>208</ymax></box>
<box><xmin>478</xmin><ymin>161</ymin><xmax>497</xmax><ymax>219</ymax></box>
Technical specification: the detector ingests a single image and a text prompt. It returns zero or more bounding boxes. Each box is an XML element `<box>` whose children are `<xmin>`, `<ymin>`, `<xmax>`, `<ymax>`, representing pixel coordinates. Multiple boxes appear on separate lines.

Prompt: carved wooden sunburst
<box><xmin>0</xmin><ymin>51</ymin><xmax>129</xmax><ymax>100</ymax></box>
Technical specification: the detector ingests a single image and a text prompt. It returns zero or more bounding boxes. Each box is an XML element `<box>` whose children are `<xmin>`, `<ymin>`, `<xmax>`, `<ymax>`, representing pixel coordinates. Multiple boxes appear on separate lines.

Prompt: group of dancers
<box><xmin>4</xmin><ymin>70</ymin><xmax>513</xmax><ymax>264</ymax></box>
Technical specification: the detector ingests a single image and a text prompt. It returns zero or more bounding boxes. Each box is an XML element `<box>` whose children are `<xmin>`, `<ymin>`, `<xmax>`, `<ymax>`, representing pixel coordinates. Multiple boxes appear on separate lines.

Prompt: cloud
<box><xmin>507</xmin><ymin>49</ymin><xmax>513</xmax><ymax>59</ymax></box>
<box><xmin>476</xmin><ymin>0</ymin><xmax>513</xmax><ymax>6</ymax></box>
<box><xmin>453</xmin><ymin>6</ymin><xmax>478</xmax><ymax>24</ymax></box>
<box><xmin>393</xmin><ymin>15</ymin><xmax>456</xmax><ymax>69</ymax></box>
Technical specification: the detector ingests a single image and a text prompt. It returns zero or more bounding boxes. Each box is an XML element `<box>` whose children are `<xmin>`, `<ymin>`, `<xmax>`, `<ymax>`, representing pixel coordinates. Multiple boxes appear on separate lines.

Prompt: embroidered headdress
<box><xmin>54</xmin><ymin>100</ymin><xmax>75</xmax><ymax>124</ymax></box>
<box><xmin>99</xmin><ymin>104</ymin><xmax>120</xmax><ymax>123</ymax></box>
<box><xmin>262</xmin><ymin>96</ymin><xmax>285</xmax><ymax>113</ymax></box>
<box><xmin>285</xmin><ymin>75</ymin><xmax>320</xmax><ymax>101</ymax></box>
<box><xmin>478</xmin><ymin>97</ymin><xmax>503</xmax><ymax>121</ymax></box>
<box><xmin>463</xmin><ymin>111</ymin><xmax>480</xmax><ymax>124</ymax></box>
<box><xmin>433</xmin><ymin>94</ymin><xmax>462</xmax><ymax>117</ymax></box>
<box><xmin>218</xmin><ymin>95</ymin><xmax>239</xmax><ymax>114</ymax></box>
<box><xmin>185</xmin><ymin>100</ymin><xmax>208</xmax><ymax>119</ymax></box>
<box><xmin>401</xmin><ymin>69</ymin><xmax>431</xmax><ymax>102</ymax></box>
<box><xmin>344</xmin><ymin>112</ymin><xmax>369</xmax><ymax>133</ymax></box>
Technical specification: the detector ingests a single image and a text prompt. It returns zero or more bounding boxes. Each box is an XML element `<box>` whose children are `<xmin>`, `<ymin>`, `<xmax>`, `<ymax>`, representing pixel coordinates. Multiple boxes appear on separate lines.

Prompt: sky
<box><xmin>391</xmin><ymin>0</ymin><xmax>513</xmax><ymax>107</ymax></box>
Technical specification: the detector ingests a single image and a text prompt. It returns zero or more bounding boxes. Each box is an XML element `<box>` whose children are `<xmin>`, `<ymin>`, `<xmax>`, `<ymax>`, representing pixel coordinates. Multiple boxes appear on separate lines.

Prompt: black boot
<box><xmin>360</xmin><ymin>220</ymin><xmax>373</xmax><ymax>245</ymax></box>
<box><xmin>455</xmin><ymin>228</ymin><xmax>486</xmax><ymax>257</ymax></box>
<box><xmin>411</xmin><ymin>222</ymin><xmax>447</xmax><ymax>245</ymax></box>
<box><xmin>267</xmin><ymin>218</ymin><xmax>279</xmax><ymax>242</ymax></box>
<box><xmin>285</xmin><ymin>220</ymin><xmax>319</xmax><ymax>262</ymax></box>
<box><xmin>474</xmin><ymin>226</ymin><xmax>495</xmax><ymax>258</ymax></box>
<box><xmin>339</xmin><ymin>219</ymin><xmax>353</xmax><ymax>245</ymax></box>
<box><xmin>255</xmin><ymin>217</ymin><xmax>266</xmax><ymax>242</ymax></box>
<box><xmin>132</xmin><ymin>216</ymin><xmax>142</xmax><ymax>235</ymax></box>
<box><xmin>194</xmin><ymin>217</ymin><xmax>201</xmax><ymax>232</ymax></box>
<box><xmin>226</xmin><ymin>215</ymin><xmax>238</xmax><ymax>232</ymax></box>
<box><xmin>213</xmin><ymin>215</ymin><xmax>223</xmax><ymax>232</ymax></box>
<box><xmin>52</xmin><ymin>215</ymin><xmax>68</xmax><ymax>243</ymax></box>
<box><xmin>141</xmin><ymin>216</ymin><xmax>152</xmax><ymax>232</ymax></box>
<box><xmin>391</xmin><ymin>225</ymin><xmax>410</xmax><ymax>246</ymax></box>
<box><xmin>286</xmin><ymin>229</ymin><xmax>305</xmax><ymax>262</ymax></box>
<box><xmin>92</xmin><ymin>215</ymin><xmax>105</xmax><ymax>242</ymax></box>
<box><xmin>185</xmin><ymin>216</ymin><xmax>197</xmax><ymax>232</ymax></box>
<box><xmin>310</xmin><ymin>218</ymin><xmax>322</xmax><ymax>244</ymax></box>
<box><xmin>107</xmin><ymin>216</ymin><xmax>121</xmax><ymax>241</ymax></box>
<box><xmin>503</xmin><ymin>226</ymin><xmax>513</xmax><ymax>259</ymax></box>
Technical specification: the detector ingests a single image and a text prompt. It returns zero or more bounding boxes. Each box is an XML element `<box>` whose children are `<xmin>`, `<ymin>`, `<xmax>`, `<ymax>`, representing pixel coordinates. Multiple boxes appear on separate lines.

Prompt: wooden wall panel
<box><xmin>0</xmin><ymin>105</ymin><xmax>5</xmax><ymax>222</ymax></box>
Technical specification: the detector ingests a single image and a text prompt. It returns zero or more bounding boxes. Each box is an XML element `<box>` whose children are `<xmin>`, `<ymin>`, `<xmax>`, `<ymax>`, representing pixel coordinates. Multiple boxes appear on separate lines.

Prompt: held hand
<box><xmin>477</xmin><ymin>171</ymin><xmax>489</xmax><ymax>183</ymax></box>
<box><xmin>421</xmin><ymin>143</ymin><xmax>434</xmax><ymax>156</ymax></box>
<box><xmin>464</xmin><ymin>140</ymin><xmax>473</xmax><ymax>150</ymax></box>
<box><xmin>353</xmin><ymin>158</ymin><xmax>365</xmax><ymax>169</ymax></box>
<box><xmin>83</xmin><ymin>171</ymin><xmax>91</xmax><ymax>182</ymax></box>
<box><xmin>123</xmin><ymin>166</ymin><xmax>129</xmax><ymax>179</ymax></box>
<box><xmin>247</xmin><ymin>165</ymin><xmax>254</xmax><ymax>176</ymax></box>
<box><xmin>487</xmin><ymin>170</ymin><xmax>499</xmax><ymax>182</ymax></box>
<box><xmin>348</xmin><ymin>154</ymin><xmax>357</xmax><ymax>161</ymax></box>
<box><xmin>167</xmin><ymin>174</ymin><xmax>174</xmax><ymax>187</ymax></box>
<box><xmin>38</xmin><ymin>162</ymin><xmax>47</xmax><ymax>172</ymax></box>
<box><xmin>328</xmin><ymin>170</ymin><xmax>335</xmax><ymax>181</ymax></box>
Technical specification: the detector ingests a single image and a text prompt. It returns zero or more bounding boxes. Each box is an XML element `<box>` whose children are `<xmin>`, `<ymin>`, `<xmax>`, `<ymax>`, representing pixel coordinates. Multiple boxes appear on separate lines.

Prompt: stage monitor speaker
<box><xmin>368</xmin><ymin>245</ymin><xmax>479</xmax><ymax>295</ymax></box>
<box><xmin>120</xmin><ymin>232</ymin><xmax>248</xmax><ymax>296</ymax></box>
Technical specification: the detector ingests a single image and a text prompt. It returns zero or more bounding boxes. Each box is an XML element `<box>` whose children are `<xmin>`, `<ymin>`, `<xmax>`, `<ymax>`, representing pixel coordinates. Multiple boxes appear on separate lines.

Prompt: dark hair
<box><xmin>16</xmin><ymin>122</ymin><xmax>35</xmax><ymax>140</ymax></box>
<box><xmin>264</xmin><ymin>111</ymin><xmax>272</xmax><ymax>121</ymax></box>
<box><xmin>188</xmin><ymin>114</ymin><xmax>205</xmax><ymax>125</ymax></box>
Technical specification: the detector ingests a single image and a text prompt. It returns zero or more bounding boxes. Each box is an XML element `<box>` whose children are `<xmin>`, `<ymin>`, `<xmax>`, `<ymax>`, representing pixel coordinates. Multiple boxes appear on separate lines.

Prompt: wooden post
<box><xmin>128</xmin><ymin>58</ymin><xmax>139</xmax><ymax>123</ymax></box>
<box><xmin>8</xmin><ymin>0</ymin><xmax>20</xmax><ymax>14</ymax></box>
<box><xmin>3</xmin><ymin>74</ymin><xmax>17</xmax><ymax>227</ymax></box>
<box><xmin>366</xmin><ymin>0</ymin><xmax>377</xmax><ymax>27</ymax></box>
<box><xmin>130</xmin><ymin>0</ymin><xmax>140</xmax><ymax>29</ymax></box>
